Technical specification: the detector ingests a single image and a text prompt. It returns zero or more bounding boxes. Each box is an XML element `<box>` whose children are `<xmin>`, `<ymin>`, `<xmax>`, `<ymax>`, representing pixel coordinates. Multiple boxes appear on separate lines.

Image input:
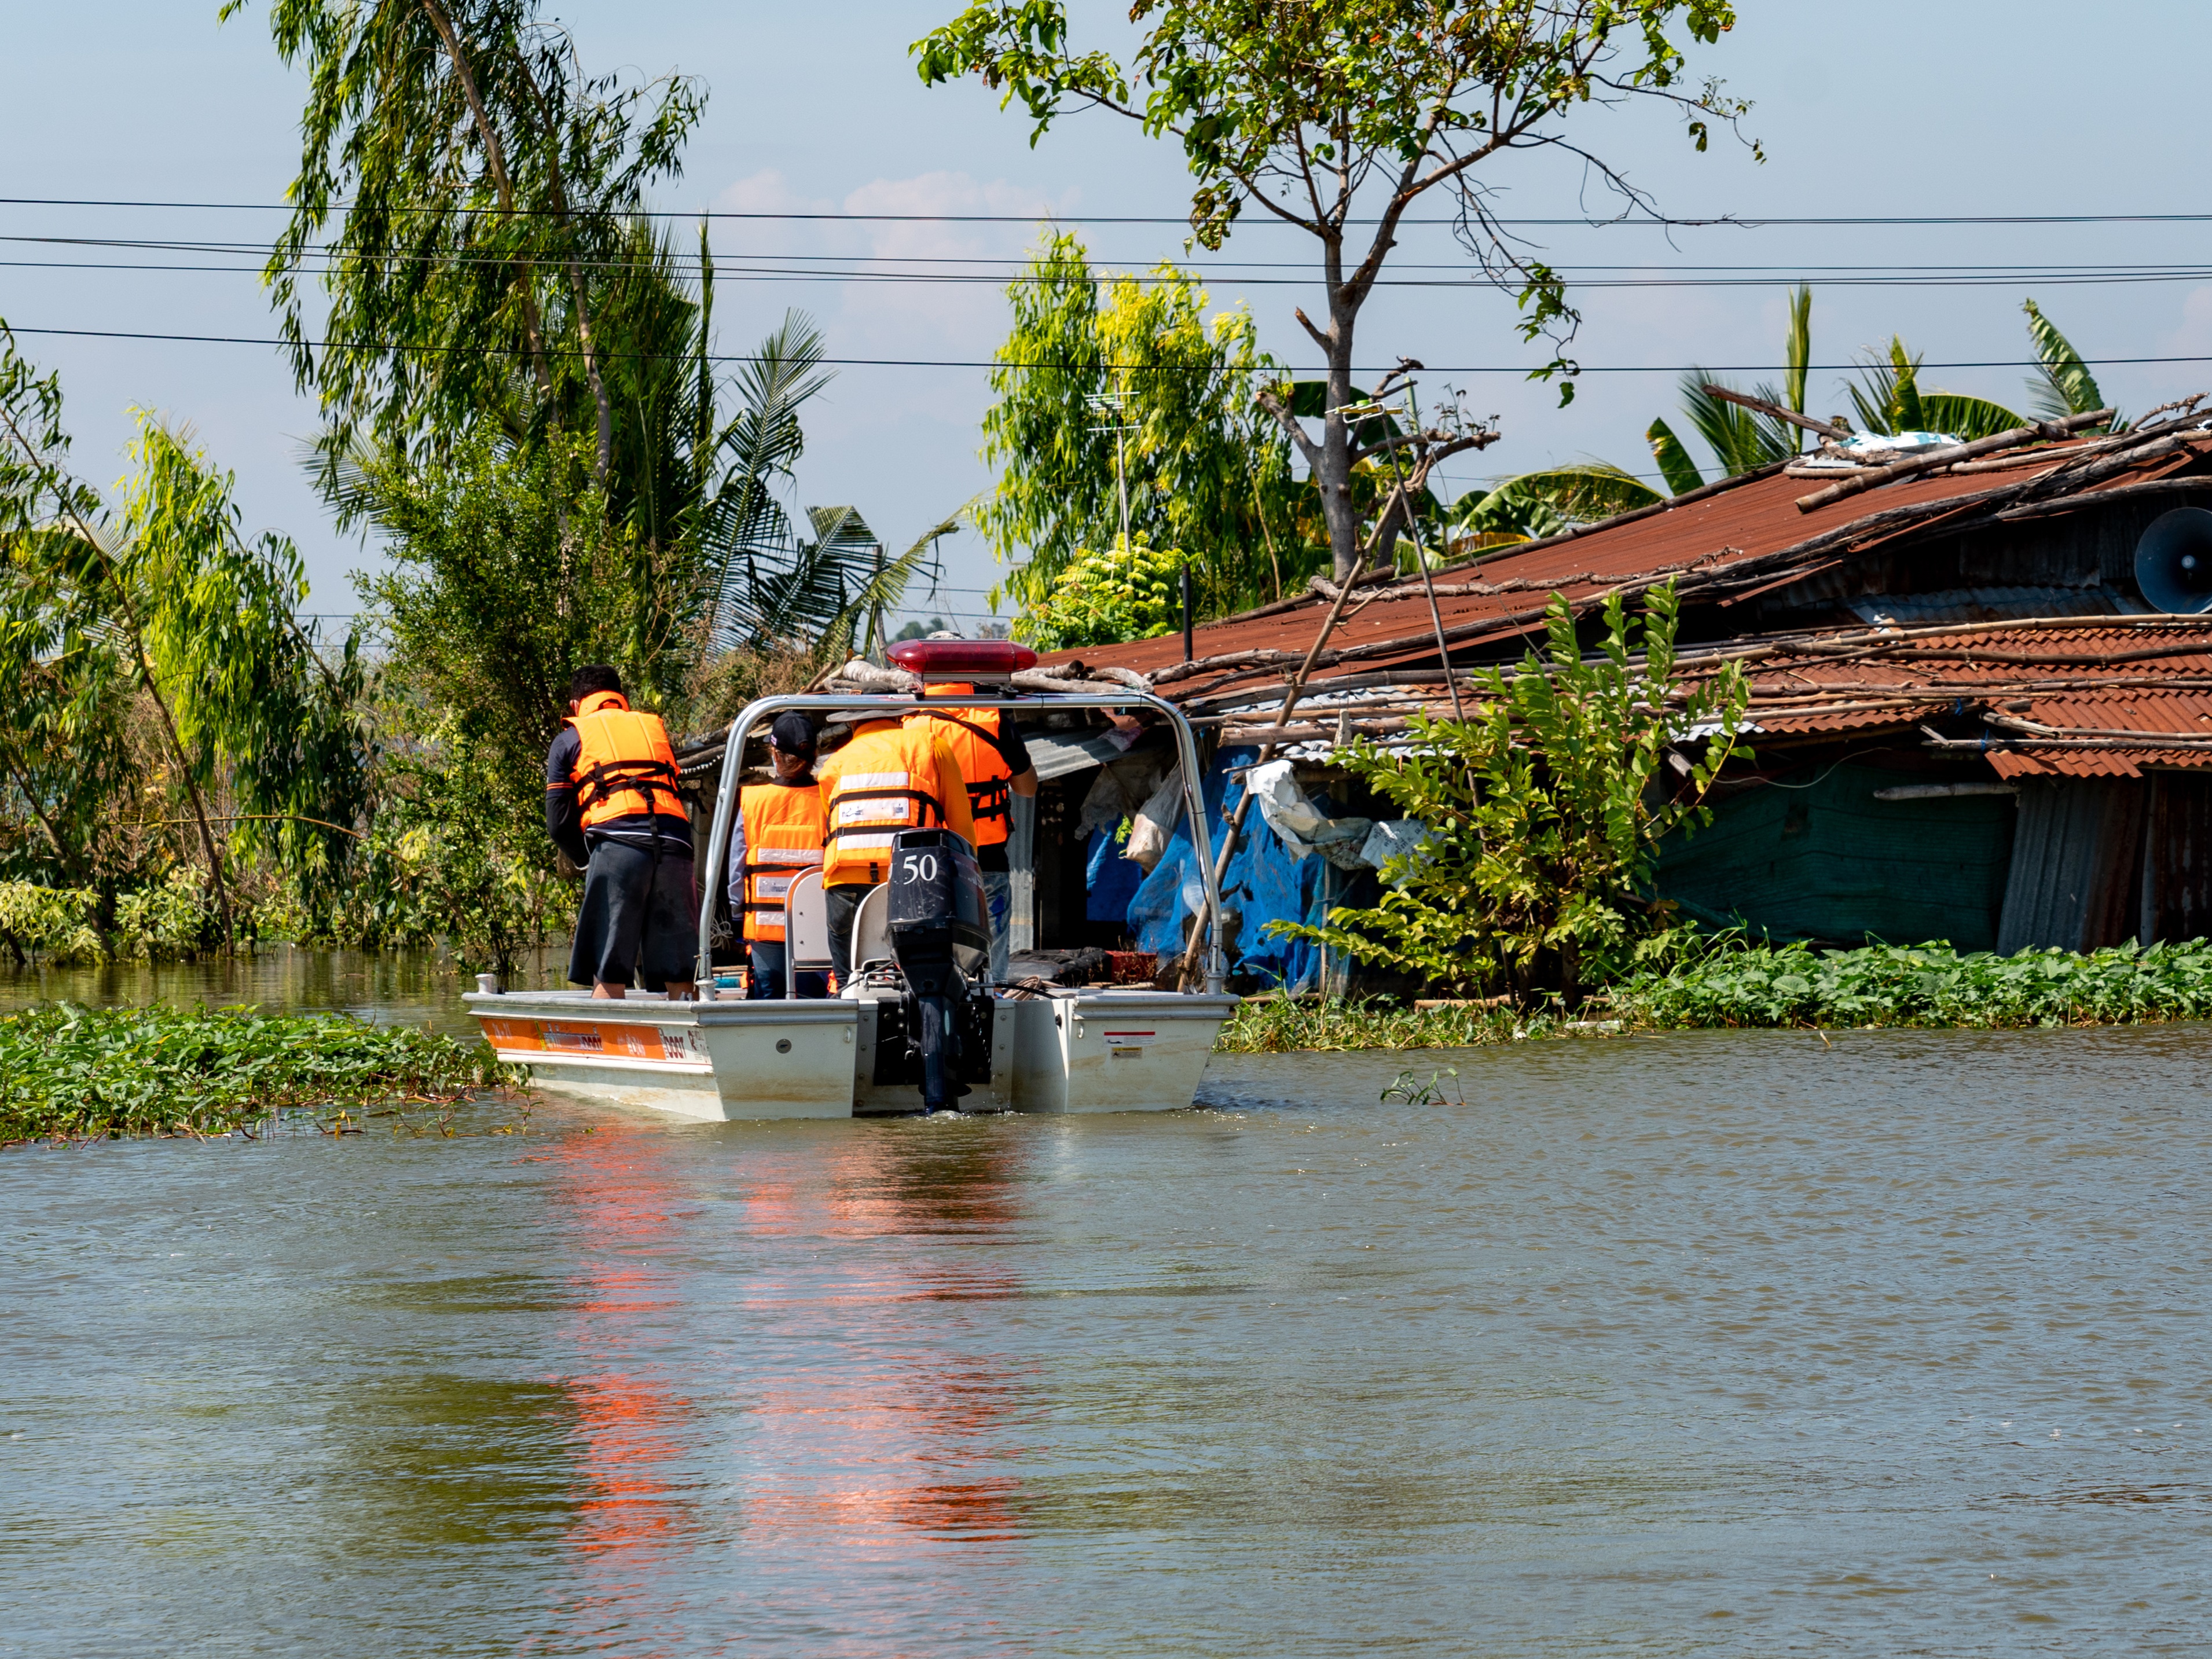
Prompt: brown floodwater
<box><xmin>2</xmin><ymin>955</ymin><xmax>2207</xmax><ymax>1654</ymax></box>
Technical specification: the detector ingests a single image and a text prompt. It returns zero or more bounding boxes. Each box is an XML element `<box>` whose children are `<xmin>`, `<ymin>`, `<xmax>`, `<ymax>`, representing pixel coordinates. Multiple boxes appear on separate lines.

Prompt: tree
<box><xmin>226</xmin><ymin>0</ymin><xmax>703</xmax><ymax>487</ymax></box>
<box><xmin>918</xmin><ymin>0</ymin><xmax>1753</xmax><ymax>579</ymax></box>
<box><xmin>0</xmin><ymin>325</ymin><xmax>368</xmax><ymax>942</ymax></box>
<box><xmin>1467</xmin><ymin>291</ymin><xmax>2112</xmax><ymax>539</ymax></box>
<box><xmin>1013</xmin><ymin>535</ymin><xmax>1187</xmax><ymax>651</ymax></box>
<box><xmin>2023</xmin><ymin>299</ymin><xmax>2115</xmax><ymax>427</ymax></box>
<box><xmin>978</xmin><ymin>231</ymin><xmax>1298</xmax><ymax>612</ymax></box>
<box><xmin>1272</xmin><ymin>582</ymin><xmax>1748</xmax><ymax>999</ymax></box>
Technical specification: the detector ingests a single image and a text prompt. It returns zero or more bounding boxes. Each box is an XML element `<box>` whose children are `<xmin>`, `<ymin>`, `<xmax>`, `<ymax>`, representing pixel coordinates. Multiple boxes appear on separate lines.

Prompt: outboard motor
<box><xmin>886</xmin><ymin>827</ymin><xmax>991</xmax><ymax>1111</ymax></box>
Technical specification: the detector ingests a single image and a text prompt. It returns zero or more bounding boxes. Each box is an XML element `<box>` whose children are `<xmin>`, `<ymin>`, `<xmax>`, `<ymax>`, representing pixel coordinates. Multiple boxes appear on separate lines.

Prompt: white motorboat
<box><xmin>466</xmin><ymin>640</ymin><xmax>1238</xmax><ymax>1121</ymax></box>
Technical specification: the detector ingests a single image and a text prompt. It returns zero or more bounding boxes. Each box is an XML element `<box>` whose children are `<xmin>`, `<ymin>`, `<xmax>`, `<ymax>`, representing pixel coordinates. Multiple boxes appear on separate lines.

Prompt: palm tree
<box><xmin>1454</xmin><ymin>292</ymin><xmax>2113</xmax><ymax>544</ymax></box>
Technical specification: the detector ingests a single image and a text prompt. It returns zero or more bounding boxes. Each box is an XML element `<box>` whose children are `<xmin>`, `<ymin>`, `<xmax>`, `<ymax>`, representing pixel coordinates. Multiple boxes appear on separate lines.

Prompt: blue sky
<box><xmin>6</xmin><ymin>1</ymin><xmax>2212</xmax><ymax>631</ymax></box>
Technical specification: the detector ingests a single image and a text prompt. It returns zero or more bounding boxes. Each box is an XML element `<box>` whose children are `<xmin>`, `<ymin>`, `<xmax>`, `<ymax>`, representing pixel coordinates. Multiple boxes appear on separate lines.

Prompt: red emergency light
<box><xmin>887</xmin><ymin>638</ymin><xmax>1039</xmax><ymax>683</ymax></box>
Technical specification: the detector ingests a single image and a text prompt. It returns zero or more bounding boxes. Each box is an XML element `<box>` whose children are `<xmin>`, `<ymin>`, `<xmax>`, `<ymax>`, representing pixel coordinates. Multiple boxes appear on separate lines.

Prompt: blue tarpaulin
<box><xmin>1103</xmin><ymin>746</ymin><xmax>1338</xmax><ymax>990</ymax></box>
<box><xmin>1084</xmin><ymin>828</ymin><xmax>1148</xmax><ymax>922</ymax></box>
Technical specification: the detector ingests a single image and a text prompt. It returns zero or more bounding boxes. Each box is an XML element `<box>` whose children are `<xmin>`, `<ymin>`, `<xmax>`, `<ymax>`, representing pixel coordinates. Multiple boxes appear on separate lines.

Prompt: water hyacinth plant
<box><xmin>1610</xmin><ymin>938</ymin><xmax>2212</xmax><ymax>1030</ymax></box>
<box><xmin>0</xmin><ymin>1004</ymin><xmax>524</xmax><ymax>1144</ymax></box>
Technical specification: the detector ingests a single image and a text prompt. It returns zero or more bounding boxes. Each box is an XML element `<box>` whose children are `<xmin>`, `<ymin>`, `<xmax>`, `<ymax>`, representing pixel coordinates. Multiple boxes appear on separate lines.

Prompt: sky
<box><xmin>6</xmin><ymin>1</ymin><xmax>2212</xmax><ymax>634</ymax></box>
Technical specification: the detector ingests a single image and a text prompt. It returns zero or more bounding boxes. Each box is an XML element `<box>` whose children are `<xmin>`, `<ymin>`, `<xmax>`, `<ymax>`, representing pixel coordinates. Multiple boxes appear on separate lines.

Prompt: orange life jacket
<box><xmin>817</xmin><ymin>719</ymin><xmax>958</xmax><ymax>887</ymax></box>
<box><xmin>566</xmin><ymin>691</ymin><xmax>686</xmax><ymax>831</ymax></box>
<box><xmin>904</xmin><ymin>684</ymin><xmax>1016</xmax><ymax>848</ymax></box>
<box><xmin>738</xmin><ymin>779</ymin><xmax>826</xmax><ymax>943</ymax></box>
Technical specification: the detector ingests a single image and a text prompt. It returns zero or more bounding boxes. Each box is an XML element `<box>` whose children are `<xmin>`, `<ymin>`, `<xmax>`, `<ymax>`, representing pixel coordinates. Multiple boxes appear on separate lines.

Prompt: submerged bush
<box><xmin>1217</xmin><ymin>992</ymin><xmax>1556</xmax><ymax>1053</ymax></box>
<box><xmin>1612</xmin><ymin>938</ymin><xmax>2212</xmax><ymax>1030</ymax></box>
<box><xmin>0</xmin><ymin>1004</ymin><xmax>524</xmax><ymax>1143</ymax></box>
<box><xmin>0</xmin><ymin>872</ymin><xmax>228</xmax><ymax>964</ymax></box>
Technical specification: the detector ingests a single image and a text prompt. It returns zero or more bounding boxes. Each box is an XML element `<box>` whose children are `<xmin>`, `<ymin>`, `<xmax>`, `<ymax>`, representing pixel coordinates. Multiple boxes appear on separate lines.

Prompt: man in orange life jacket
<box><xmin>903</xmin><ymin>684</ymin><xmax>1036</xmax><ymax>985</ymax></box>
<box><xmin>724</xmin><ymin>712</ymin><xmax>830</xmax><ymax>999</ymax></box>
<box><xmin>813</xmin><ymin>710</ymin><xmax>974</xmax><ymax>986</ymax></box>
<box><xmin>545</xmin><ymin>665</ymin><xmax>697</xmax><ymax>999</ymax></box>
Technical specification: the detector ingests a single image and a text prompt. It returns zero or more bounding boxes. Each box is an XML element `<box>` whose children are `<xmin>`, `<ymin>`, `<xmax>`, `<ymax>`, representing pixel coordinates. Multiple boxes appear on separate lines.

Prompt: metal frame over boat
<box><xmin>466</xmin><ymin>647</ymin><xmax>1237</xmax><ymax>1121</ymax></box>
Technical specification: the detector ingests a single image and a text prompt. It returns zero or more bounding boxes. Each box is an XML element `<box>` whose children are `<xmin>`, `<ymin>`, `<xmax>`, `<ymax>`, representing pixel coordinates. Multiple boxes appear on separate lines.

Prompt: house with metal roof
<box><xmin>831</xmin><ymin>401</ymin><xmax>2212</xmax><ymax>985</ymax></box>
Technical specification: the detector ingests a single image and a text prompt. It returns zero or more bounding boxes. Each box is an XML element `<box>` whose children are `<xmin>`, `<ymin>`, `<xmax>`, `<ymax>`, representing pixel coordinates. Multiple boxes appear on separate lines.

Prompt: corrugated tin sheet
<box><xmin>1054</xmin><ymin>434</ymin><xmax>2212</xmax><ymax>685</ymax></box>
<box><xmin>1845</xmin><ymin>586</ymin><xmax>2149</xmax><ymax>626</ymax></box>
<box><xmin>1996</xmin><ymin>779</ymin><xmax>2145</xmax><ymax>952</ymax></box>
<box><xmin>2142</xmin><ymin>772</ymin><xmax>2212</xmax><ymax>942</ymax></box>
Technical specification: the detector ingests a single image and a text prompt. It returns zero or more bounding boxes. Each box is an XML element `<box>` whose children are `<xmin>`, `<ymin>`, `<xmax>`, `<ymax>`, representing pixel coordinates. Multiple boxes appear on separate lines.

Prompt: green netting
<box><xmin>1656</xmin><ymin>762</ymin><xmax>2017</xmax><ymax>949</ymax></box>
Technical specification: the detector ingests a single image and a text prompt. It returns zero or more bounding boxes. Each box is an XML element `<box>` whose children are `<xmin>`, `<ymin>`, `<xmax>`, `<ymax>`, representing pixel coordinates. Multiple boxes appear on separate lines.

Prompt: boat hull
<box><xmin>1007</xmin><ymin>992</ymin><xmax>1239</xmax><ymax>1114</ymax></box>
<box><xmin>469</xmin><ymin>993</ymin><xmax>858</xmax><ymax>1122</ymax></box>
<box><xmin>466</xmin><ymin>989</ymin><xmax>1237</xmax><ymax>1122</ymax></box>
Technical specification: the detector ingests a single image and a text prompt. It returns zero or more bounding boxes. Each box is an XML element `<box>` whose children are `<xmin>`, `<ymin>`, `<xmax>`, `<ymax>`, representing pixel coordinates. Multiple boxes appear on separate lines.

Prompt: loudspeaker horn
<box><xmin>2134</xmin><ymin>506</ymin><xmax>2212</xmax><ymax>614</ymax></box>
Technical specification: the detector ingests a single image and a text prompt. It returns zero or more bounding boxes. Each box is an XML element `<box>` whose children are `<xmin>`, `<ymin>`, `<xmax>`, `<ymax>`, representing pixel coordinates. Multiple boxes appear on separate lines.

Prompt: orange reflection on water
<box><xmin>732</xmin><ymin>1126</ymin><xmax>1033</xmax><ymax>1550</ymax></box>
<box><xmin>548</xmin><ymin>1126</ymin><xmax>694</xmax><ymax>1568</ymax></box>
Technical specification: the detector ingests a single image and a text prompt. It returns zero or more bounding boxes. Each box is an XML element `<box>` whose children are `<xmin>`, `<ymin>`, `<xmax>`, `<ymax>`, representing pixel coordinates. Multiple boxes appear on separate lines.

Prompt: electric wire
<box><xmin>14</xmin><ymin>195</ymin><xmax>2212</xmax><ymax>228</ymax></box>
<box><xmin>8</xmin><ymin>322</ymin><xmax>2212</xmax><ymax>379</ymax></box>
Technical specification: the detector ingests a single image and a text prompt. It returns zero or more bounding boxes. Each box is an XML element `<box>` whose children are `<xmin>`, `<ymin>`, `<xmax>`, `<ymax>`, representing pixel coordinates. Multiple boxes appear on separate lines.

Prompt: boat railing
<box><xmin>694</xmin><ymin>689</ymin><xmax>1227</xmax><ymax>996</ymax></box>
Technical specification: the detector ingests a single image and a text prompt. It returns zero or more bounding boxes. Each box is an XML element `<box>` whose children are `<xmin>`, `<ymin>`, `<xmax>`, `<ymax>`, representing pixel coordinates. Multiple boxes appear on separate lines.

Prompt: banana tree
<box><xmin>2023</xmin><ymin>299</ymin><xmax>2119</xmax><ymax>430</ymax></box>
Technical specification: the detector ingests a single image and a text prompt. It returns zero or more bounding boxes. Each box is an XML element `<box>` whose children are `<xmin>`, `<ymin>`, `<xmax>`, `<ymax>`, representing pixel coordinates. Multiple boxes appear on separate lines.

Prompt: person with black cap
<box><xmin>726</xmin><ymin>713</ymin><xmax>830</xmax><ymax>999</ymax></box>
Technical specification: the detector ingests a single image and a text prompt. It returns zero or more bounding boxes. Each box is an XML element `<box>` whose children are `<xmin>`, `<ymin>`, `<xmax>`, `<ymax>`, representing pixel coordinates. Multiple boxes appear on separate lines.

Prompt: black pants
<box><xmin>568</xmin><ymin>840</ymin><xmax>697</xmax><ymax>989</ymax></box>
<box><xmin>747</xmin><ymin>939</ymin><xmax>830</xmax><ymax>1000</ymax></box>
<box><xmin>826</xmin><ymin>883</ymin><xmax>867</xmax><ymax>986</ymax></box>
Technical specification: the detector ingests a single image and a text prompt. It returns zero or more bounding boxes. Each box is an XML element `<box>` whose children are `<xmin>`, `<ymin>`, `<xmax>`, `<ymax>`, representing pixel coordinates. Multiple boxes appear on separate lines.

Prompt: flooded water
<box><xmin>0</xmin><ymin>946</ymin><xmax>558</xmax><ymax>1039</ymax></box>
<box><xmin>3</xmin><ymin>963</ymin><xmax>2208</xmax><ymax>1654</ymax></box>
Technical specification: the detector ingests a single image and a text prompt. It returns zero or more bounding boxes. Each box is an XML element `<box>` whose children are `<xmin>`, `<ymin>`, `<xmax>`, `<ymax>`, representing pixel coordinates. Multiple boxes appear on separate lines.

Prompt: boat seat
<box><xmin>851</xmin><ymin>882</ymin><xmax>892</xmax><ymax>975</ymax></box>
<box><xmin>784</xmin><ymin>869</ymin><xmax>833</xmax><ymax>996</ymax></box>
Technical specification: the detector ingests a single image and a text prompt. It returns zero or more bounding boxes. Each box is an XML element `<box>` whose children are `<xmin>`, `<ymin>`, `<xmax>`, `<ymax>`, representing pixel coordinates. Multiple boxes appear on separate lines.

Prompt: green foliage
<box><xmin>1847</xmin><ymin>336</ymin><xmax>2031</xmax><ymax>440</ymax></box>
<box><xmin>337</xmin><ymin>733</ymin><xmax>564</xmax><ymax>974</ymax></box>
<box><xmin>1216</xmin><ymin>992</ymin><xmax>1544</xmax><ymax>1052</ymax></box>
<box><xmin>1271</xmin><ymin>582</ymin><xmax>1749</xmax><ymax>998</ymax></box>
<box><xmin>2022</xmin><ymin>298</ymin><xmax>2114</xmax><ymax>428</ymax></box>
<box><xmin>113</xmin><ymin>419</ymin><xmax>372</xmax><ymax>907</ymax></box>
<box><xmin>1782</xmin><ymin>282</ymin><xmax>1812</xmax><ymax>420</ymax></box>
<box><xmin>1645</xmin><ymin>418</ymin><xmax>1705</xmax><ymax>496</ymax></box>
<box><xmin>978</xmin><ymin>231</ymin><xmax>1296</xmax><ymax>612</ymax></box>
<box><xmin>1914</xmin><ymin>392</ymin><xmax>2032</xmax><ymax>442</ymax></box>
<box><xmin>0</xmin><ymin>1003</ymin><xmax>522</xmax><ymax>1144</ymax></box>
<box><xmin>1013</xmin><ymin>535</ymin><xmax>1186</xmax><ymax>651</ymax></box>
<box><xmin>919</xmin><ymin>0</ymin><xmax>1749</xmax><ymax>574</ymax></box>
<box><xmin>0</xmin><ymin>873</ymin><xmax>233</xmax><ymax>964</ymax></box>
<box><xmin>360</xmin><ymin>429</ymin><xmax>675</xmax><ymax>805</ymax></box>
<box><xmin>2</xmin><ymin>326</ymin><xmax>369</xmax><ymax>931</ymax></box>
<box><xmin>1453</xmin><ymin>463</ymin><xmax>1663</xmax><ymax>543</ymax></box>
<box><xmin>1679</xmin><ymin>370</ymin><xmax>1799</xmax><ymax>473</ymax></box>
<box><xmin>228</xmin><ymin>0</ymin><xmax>703</xmax><ymax>482</ymax></box>
<box><xmin>914</xmin><ymin>1</ymin><xmax>1744</xmax><ymax>254</ymax></box>
<box><xmin>1612</xmin><ymin>937</ymin><xmax>2212</xmax><ymax>1029</ymax></box>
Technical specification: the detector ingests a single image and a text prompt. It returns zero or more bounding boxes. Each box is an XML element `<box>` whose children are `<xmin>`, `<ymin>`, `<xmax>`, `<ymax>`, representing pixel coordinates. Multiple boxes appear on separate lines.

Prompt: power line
<box><xmin>13</xmin><ymin>195</ymin><xmax>2212</xmax><ymax>229</ymax></box>
<box><xmin>19</xmin><ymin>234</ymin><xmax>2212</xmax><ymax>280</ymax></box>
<box><xmin>16</xmin><ymin>247</ymin><xmax>2212</xmax><ymax>292</ymax></box>
<box><xmin>10</xmin><ymin>321</ymin><xmax>2212</xmax><ymax>379</ymax></box>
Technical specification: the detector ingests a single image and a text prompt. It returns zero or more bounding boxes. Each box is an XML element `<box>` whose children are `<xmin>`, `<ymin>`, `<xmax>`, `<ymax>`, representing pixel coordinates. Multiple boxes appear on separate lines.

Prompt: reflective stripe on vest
<box><xmin>905</xmin><ymin>689</ymin><xmax>1013</xmax><ymax>847</ymax></box>
<box><xmin>567</xmin><ymin>693</ymin><xmax>686</xmax><ymax>830</ymax></box>
<box><xmin>818</xmin><ymin>729</ymin><xmax>948</xmax><ymax>886</ymax></box>
<box><xmin>738</xmin><ymin>780</ymin><xmax>825</xmax><ymax>943</ymax></box>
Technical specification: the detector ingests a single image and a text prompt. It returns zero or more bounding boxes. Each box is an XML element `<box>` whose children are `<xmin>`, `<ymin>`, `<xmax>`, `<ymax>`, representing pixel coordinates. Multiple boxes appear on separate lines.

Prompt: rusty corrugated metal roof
<box><xmin>1197</xmin><ymin>618</ymin><xmax>2212</xmax><ymax>777</ymax></box>
<box><xmin>1055</xmin><ymin>430</ymin><xmax>2212</xmax><ymax>695</ymax></box>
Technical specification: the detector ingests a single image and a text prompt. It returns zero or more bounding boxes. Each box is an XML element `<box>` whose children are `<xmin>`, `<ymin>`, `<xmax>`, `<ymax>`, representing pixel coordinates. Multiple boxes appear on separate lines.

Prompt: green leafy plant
<box><xmin>1270</xmin><ymin>581</ymin><xmax>1749</xmax><ymax>1000</ymax></box>
<box><xmin>0</xmin><ymin>1003</ymin><xmax>523</xmax><ymax>1144</ymax></box>
<box><xmin>1013</xmin><ymin>535</ymin><xmax>1187</xmax><ymax>652</ymax></box>
<box><xmin>978</xmin><ymin>232</ymin><xmax>1297</xmax><ymax>613</ymax></box>
<box><xmin>1613</xmin><ymin>937</ymin><xmax>2212</xmax><ymax>1029</ymax></box>
<box><xmin>1380</xmin><ymin>1066</ymin><xmax>1465</xmax><ymax>1106</ymax></box>
<box><xmin>2023</xmin><ymin>299</ymin><xmax>2116</xmax><ymax>428</ymax></box>
<box><xmin>919</xmin><ymin>0</ymin><xmax>1752</xmax><ymax>578</ymax></box>
<box><xmin>1216</xmin><ymin>992</ymin><xmax>1544</xmax><ymax>1052</ymax></box>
